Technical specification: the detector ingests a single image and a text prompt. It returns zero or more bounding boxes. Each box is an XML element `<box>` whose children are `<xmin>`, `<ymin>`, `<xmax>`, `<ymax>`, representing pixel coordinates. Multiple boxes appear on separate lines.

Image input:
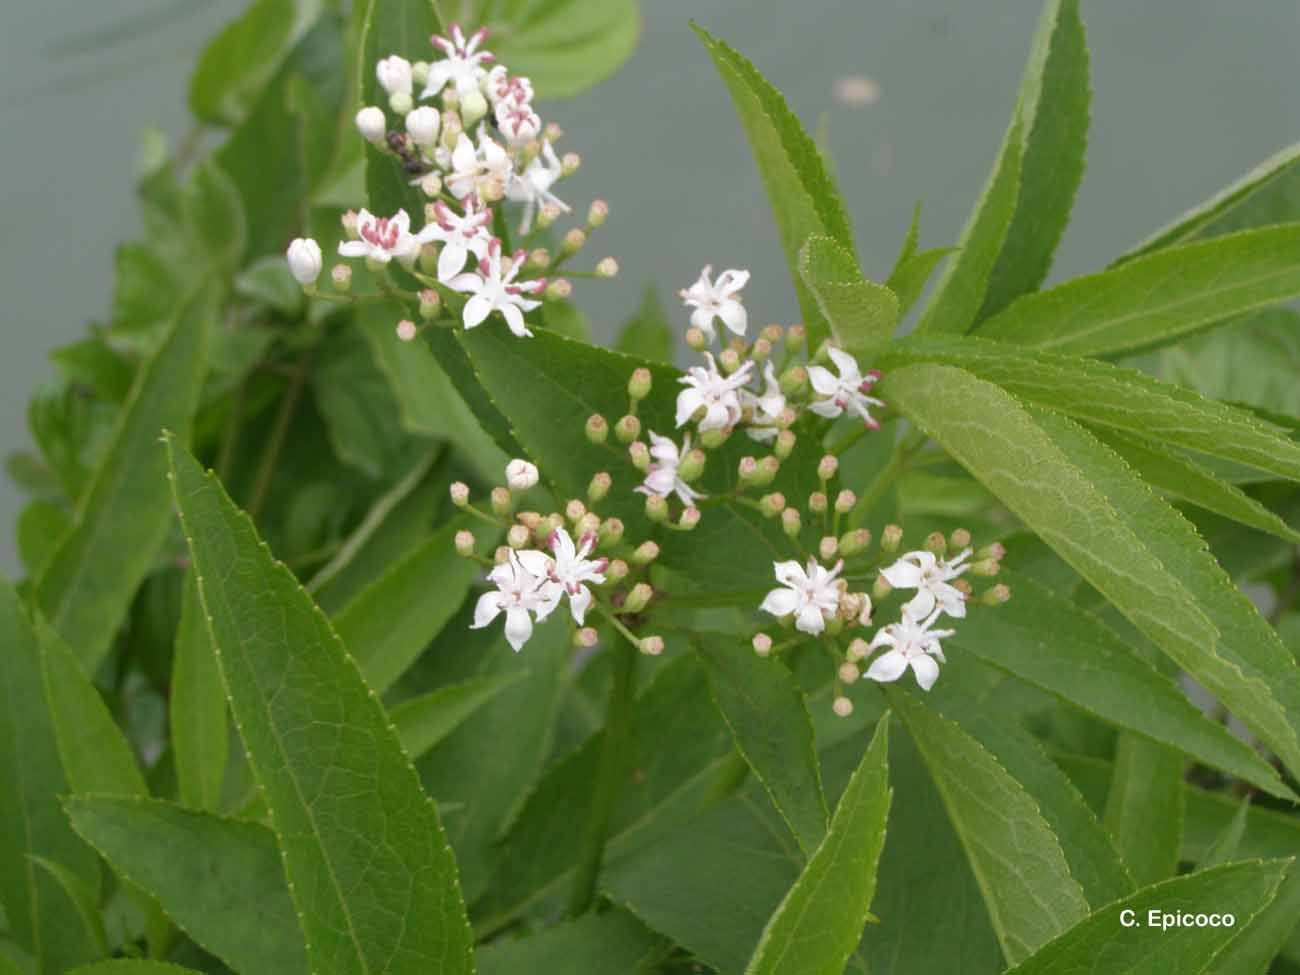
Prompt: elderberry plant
<box><xmin>6</xmin><ymin>1</ymin><xmax>1300</xmax><ymax>975</ymax></box>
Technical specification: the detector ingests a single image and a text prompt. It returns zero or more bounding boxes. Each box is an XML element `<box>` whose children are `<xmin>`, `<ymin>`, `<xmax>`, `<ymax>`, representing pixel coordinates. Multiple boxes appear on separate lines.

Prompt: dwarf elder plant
<box><xmin>5</xmin><ymin>1</ymin><xmax>1300</xmax><ymax>973</ymax></box>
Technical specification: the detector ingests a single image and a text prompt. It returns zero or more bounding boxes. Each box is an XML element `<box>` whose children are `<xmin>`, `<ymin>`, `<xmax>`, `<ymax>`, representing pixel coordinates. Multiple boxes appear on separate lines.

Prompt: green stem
<box><xmin>568</xmin><ymin>634</ymin><xmax>638</xmax><ymax>917</ymax></box>
<box><xmin>246</xmin><ymin>351</ymin><xmax>312</xmax><ymax>521</ymax></box>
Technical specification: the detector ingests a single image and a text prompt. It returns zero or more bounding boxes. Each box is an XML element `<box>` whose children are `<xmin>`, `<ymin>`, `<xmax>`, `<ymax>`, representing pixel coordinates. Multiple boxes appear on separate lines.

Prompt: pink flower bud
<box><xmin>396</xmin><ymin>320</ymin><xmax>418</xmax><ymax>342</ymax></box>
<box><xmin>449</xmin><ymin>482</ymin><xmax>470</xmax><ymax>507</ymax></box>
<box><xmin>752</xmin><ymin>633</ymin><xmax>773</xmax><ymax>657</ymax></box>
<box><xmin>640</xmin><ymin>635</ymin><xmax>665</xmax><ymax>656</ymax></box>
<box><xmin>832</xmin><ymin>696</ymin><xmax>854</xmax><ymax>718</ymax></box>
<box><xmin>454</xmin><ymin>530</ymin><xmax>475</xmax><ymax>556</ymax></box>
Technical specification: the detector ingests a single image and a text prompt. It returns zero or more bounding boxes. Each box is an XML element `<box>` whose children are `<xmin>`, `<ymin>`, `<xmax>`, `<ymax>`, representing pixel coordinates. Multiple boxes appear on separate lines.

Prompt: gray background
<box><xmin>3</xmin><ymin>0</ymin><xmax>1298</xmax><ymax>574</ymax></box>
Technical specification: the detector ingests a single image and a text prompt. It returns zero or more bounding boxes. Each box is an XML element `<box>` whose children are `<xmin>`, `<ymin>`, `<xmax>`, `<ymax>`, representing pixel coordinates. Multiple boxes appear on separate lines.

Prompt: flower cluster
<box><xmin>285</xmin><ymin>23</ymin><xmax>616</xmax><ymax>340</ymax></box>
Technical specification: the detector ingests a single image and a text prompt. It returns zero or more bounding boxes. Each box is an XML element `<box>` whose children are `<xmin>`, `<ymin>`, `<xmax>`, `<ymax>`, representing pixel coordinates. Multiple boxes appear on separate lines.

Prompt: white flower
<box><xmin>424</xmin><ymin>23</ymin><xmax>495</xmax><ymax>98</ymax></box>
<box><xmin>285</xmin><ymin>238</ymin><xmax>322</xmax><ymax>285</ymax></box>
<box><xmin>880</xmin><ymin>548</ymin><xmax>972</xmax><ymax>621</ymax></box>
<box><xmin>483</xmin><ymin>66</ymin><xmax>533</xmax><ymax>106</ymax></box>
<box><xmin>808</xmin><ymin>347</ymin><xmax>884</xmax><ymax>428</ymax></box>
<box><xmin>405</xmin><ymin>105</ymin><xmax>441</xmax><ymax>147</ymax></box>
<box><xmin>635</xmin><ymin>431</ymin><xmax>703</xmax><ymax>506</ymax></box>
<box><xmin>760</xmin><ymin>558</ymin><xmax>844</xmax><ymax>635</ymax></box>
<box><xmin>741</xmin><ymin>361</ymin><xmax>786</xmax><ymax>442</ymax></box>
<box><xmin>863</xmin><ymin>610</ymin><xmax>956</xmax><ymax>691</ymax></box>
<box><xmin>337</xmin><ymin>208</ymin><xmax>421</xmax><ymax>265</ymax></box>
<box><xmin>446</xmin><ymin>132</ymin><xmax>511</xmax><ymax>201</ymax></box>
<box><xmin>675</xmin><ymin>353</ymin><xmax>754</xmax><ymax>431</ymax></box>
<box><xmin>505</xmin><ymin>458</ymin><xmax>539</xmax><ymax>490</ymax></box>
<box><xmin>376</xmin><ymin>55</ymin><xmax>413</xmax><ymax>97</ymax></box>
<box><xmin>445</xmin><ymin>239</ymin><xmax>544</xmax><ymax>337</ymax></box>
<box><xmin>518</xmin><ymin>527</ymin><xmax>608</xmax><ymax>625</ymax></box>
<box><xmin>355</xmin><ymin>106</ymin><xmax>387</xmax><ymax>143</ymax></box>
<box><xmin>418</xmin><ymin>196</ymin><xmax>494</xmax><ymax>282</ymax></box>
<box><xmin>495</xmin><ymin>94</ymin><xmax>542</xmax><ymax>145</ymax></box>
<box><xmin>679</xmin><ymin>265</ymin><xmax>750</xmax><ymax>340</ymax></box>
<box><xmin>471</xmin><ymin>550</ymin><xmax>561</xmax><ymax>652</ymax></box>
<box><xmin>505</xmin><ymin>141</ymin><xmax>568</xmax><ymax>234</ymax></box>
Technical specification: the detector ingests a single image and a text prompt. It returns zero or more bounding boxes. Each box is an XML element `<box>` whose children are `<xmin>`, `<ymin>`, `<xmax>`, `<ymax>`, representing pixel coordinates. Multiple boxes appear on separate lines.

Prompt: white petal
<box><xmin>807</xmin><ymin>365</ymin><xmax>839</xmax><ymax>396</ymax></box>
<box><xmin>337</xmin><ymin>241</ymin><xmax>370</xmax><ymax>258</ymax></box>
<box><xmin>759</xmin><ymin>588</ymin><xmax>800</xmax><ymax>618</ymax></box>
<box><xmin>515</xmin><ymin>549</ymin><xmax>553</xmax><ymax>578</ymax></box>
<box><xmin>795</xmin><ymin>603</ymin><xmax>826</xmax><ymax>635</ymax></box>
<box><xmin>642</xmin><ymin>468</ymin><xmax>677</xmax><ymax>495</ymax></box>
<box><xmin>880</xmin><ymin>559</ymin><xmax>924</xmax><ymax>589</ymax></box>
<box><xmin>446</xmin><ymin>272</ymin><xmax>483</xmax><ymax>294</ymax></box>
<box><xmin>772</xmin><ymin>560</ymin><xmax>806</xmax><ymax>585</ymax></box>
<box><xmin>826</xmin><ymin>346</ymin><xmax>859</xmax><ymax>379</ymax></box>
<box><xmin>689</xmin><ymin>307</ymin><xmax>717</xmax><ymax>339</ymax></box>
<box><xmin>901</xmin><ymin>589</ymin><xmax>937</xmax><ymax>621</ymax></box>
<box><xmin>463</xmin><ymin>294</ymin><xmax>494</xmax><ymax>329</ymax></box>
<box><xmin>500</xmin><ymin>303</ymin><xmax>532</xmax><ymax>337</ymax></box>
<box><xmin>719</xmin><ymin>301</ymin><xmax>748</xmax><ymax>336</ymax></box>
<box><xmin>910</xmin><ymin>654</ymin><xmax>941</xmax><ymax>691</ymax></box>
<box><xmin>568</xmin><ymin>585</ymin><xmax>592</xmax><ymax>625</ymax></box>
<box><xmin>865</xmin><ymin>650</ymin><xmax>909</xmax><ymax>684</ymax></box>
<box><xmin>675</xmin><ymin>388</ymin><xmax>706</xmax><ymax>427</ymax></box>
<box><xmin>471</xmin><ymin>591</ymin><xmax>504</xmax><ymax>629</ymax></box>
<box><xmin>438</xmin><ymin>243</ymin><xmax>468</xmax><ymax>282</ymax></box>
<box><xmin>503</xmin><ymin>606</ymin><xmax>534</xmax><ymax>652</ymax></box>
<box><xmin>809</xmin><ymin>398</ymin><xmax>843</xmax><ymax>419</ymax></box>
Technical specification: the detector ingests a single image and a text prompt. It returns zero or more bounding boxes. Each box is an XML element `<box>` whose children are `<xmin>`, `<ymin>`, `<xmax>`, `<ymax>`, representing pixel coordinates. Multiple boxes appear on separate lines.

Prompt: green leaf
<box><xmin>189</xmin><ymin>0</ymin><xmax>308</xmax><ymax>125</ymax></box>
<box><xmin>978</xmin><ymin>0</ymin><xmax>1091</xmax><ymax>319</ymax></box>
<box><xmin>1003</xmin><ymin>861</ymin><xmax>1288</xmax><ymax>975</ymax></box>
<box><xmin>475</xmin><ymin>907</ymin><xmax>664</xmax><ymax>975</ymax></box>
<box><xmin>949</xmin><ymin>570</ymin><xmax>1291</xmax><ymax>799</ymax></box>
<box><xmin>393</xmin><ymin>673</ymin><xmax>527</xmax><ymax>762</ymax></box>
<box><xmin>333</xmin><ymin>514</ymin><xmax>498</xmax><ymax>695</ymax></box>
<box><xmin>478</xmin><ymin>0</ymin><xmax>639</xmax><ymax>100</ymax></box>
<box><xmin>883</xmin><ymin>333</ymin><xmax>1300</xmax><ymax>483</ymax></box>
<box><xmin>886</xmin><ymin>241</ymin><xmax>955</xmax><ymax>319</ymax></box>
<box><xmin>37</xmin><ymin>617</ymin><xmax>147</xmax><ymax>798</ymax></box>
<box><xmin>35</xmin><ymin>286</ymin><xmax>210</xmax><ymax>674</ymax></box>
<box><xmin>914</xmin><ymin>118</ymin><xmax>1023</xmax><ymax>335</ymax></box>
<box><xmin>888</xmin><ymin>687</ymin><xmax>1088</xmax><ymax>965</ymax></box>
<box><xmin>1120</xmin><ymin>141</ymin><xmax>1300</xmax><ymax>261</ymax></box>
<box><xmin>69</xmin><ymin>963</ymin><xmax>204</xmax><ymax>975</ymax></box>
<box><xmin>693</xmin><ymin>23</ymin><xmax>854</xmax><ymax>345</ymax></box>
<box><xmin>694</xmin><ymin>634</ymin><xmax>828</xmax><ymax>858</ymax></box>
<box><xmin>166</xmin><ymin>440</ymin><xmax>474</xmax><ymax>975</ymax></box>
<box><xmin>798</xmin><ymin>234</ymin><xmax>899</xmax><ymax>355</ymax></box>
<box><xmin>27</xmin><ymin>857</ymin><xmax>107</xmax><ymax>958</ymax></box>
<box><xmin>979</xmin><ymin>224</ymin><xmax>1300</xmax><ymax>355</ymax></box>
<box><xmin>1094</xmin><ymin>429</ymin><xmax>1300</xmax><ymax>542</ymax></box>
<box><xmin>1201</xmin><ymin>797</ymin><xmax>1250</xmax><ymax>869</ymax></box>
<box><xmin>170</xmin><ymin>574</ymin><xmax>228</xmax><ymax>810</ymax></box>
<box><xmin>0</xmin><ymin>576</ymin><xmax>99</xmax><ymax>973</ymax></box>
<box><xmin>1208</xmin><ymin>861</ymin><xmax>1300</xmax><ymax>975</ymax></box>
<box><xmin>1104</xmin><ymin>733</ymin><xmax>1184</xmax><ymax>886</ymax></box>
<box><xmin>65</xmin><ymin>796</ymin><xmax>306</xmax><ymax>975</ymax></box>
<box><xmin>746</xmin><ymin>713</ymin><xmax>891</xmax><ymax>975</ymax></box>
<box><xmin>880</xmin><ymin>363</ymin><xmax>1300</xmax><ymax>780</ymax></box>
<box><xmin>615</xmin><ymin>287</ymin><xmax>673</xmax><ymax>363</ymax></box>
<box><xmin>183</xmin><ymin>160</ymin><xmax>247</xmax><ymax>272</ymax></box>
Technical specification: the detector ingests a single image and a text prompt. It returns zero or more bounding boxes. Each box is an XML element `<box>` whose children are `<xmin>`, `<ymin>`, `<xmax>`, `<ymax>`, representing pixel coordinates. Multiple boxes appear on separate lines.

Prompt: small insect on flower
<box><xmin>759</xmin><ymin>558</ymin><xmax>845</xmax><ymax>635</ymax></box>
<box><xmin>680</xmin><ymin>264</ymin><xmax>750</xmax><ymax>341</ymax></box>
<box><xmin>471</xmin><ymin>549</ymin><xmax>562</xmax><ymax>652</ymax></box>
<box><xmin>808</xmin><ymin>347</ymin><xmax>885</xmax><ymax>429</ymax></box>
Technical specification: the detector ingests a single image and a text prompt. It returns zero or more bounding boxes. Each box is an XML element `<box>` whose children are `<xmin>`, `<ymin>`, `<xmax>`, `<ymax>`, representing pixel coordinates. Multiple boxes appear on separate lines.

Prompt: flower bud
<box><xmin>628</xmin><ymin>440</ymin><xmax>651</xmax><ymax>471</ymax></box>
<box><xmin>950</xmin><ymin>528</ymin><xmax>972</xmax><ymax>551</ymax></box>
<box><xmin>395</xmin><ymin>319</ymin><xmax>418</xmax><ymax>342</ymax></box>
<box><xmin>738</xmin><ymin>456</ymin><xmax>759</xmax><ymax>485</ymax></box>
<box><xmin>760</xmin><ymin>493</ymin><xmax>786</xmax><ymax>517</ymax></box>
<box><xmin>543</xmin><ymin>121</ymin><xmax>564</xmax><ymax>142</ymax></box>
<box><xmin>624</xmin><ymin>583</ymin><xmax>653</xmax><ymax>614</ymax></box>
<box><xmin>599</xmin><ymin>517</ymin><xmax>625</xmax><ymax>547</ymax></box>
<box><xmin>376</xmin><ymin>55</ymin><xmax>413</xmax><ymax>96</ymax></box>
<box><xmin>587</xmin><ymin>199</ymin><xmax>609</xmax><ymax>227</ymax></box>
<box><xmin>628</xmin><ymin>368</ymin><xmax>652</xmax><ymax>401</ymax></box>
<box><xmin>678</xmin><ymin>449</ymin><xmax>706</xmax><ymax>482</ymax></box>
<box><xmin>454</xmin><ymin>530</ymin><xmax>475</xmax><ymax>556</ymax></box>
<box><xmin>838</xmin><ymin>661</ymin><xmax>860</xmax><ymax>685</ymax></box>
<box><xmin>286</xmin><ymin>238</ymin><xmax>323</xmax><ymax>285</ymax></box>
<box><xmin>645</xmin><ymin>493</ymin><xmax>669</xmax><ymax>523</ymax></box>
<box><xmin>355</xmin><ymin>106</ymin><xmax>387</xmax><ymax>143</ymax></box>
<box><xmin>817</xmin><ymin>455</ymin><xmax>839</xmax><ymax>481</ymax></box>
<box><xmin>528</xmin><ymin>247</ymin><xmax>552</xmax><ymax>269</ymax></box>
<box><xmin>561</xmin><ymin>152</ymin><xmax>581</xmax><ymax>176</ymax></box>
<box><xmin>819</xmin><ymin>536</ymin><xmax>839</xmax><ymax>561</ymax></box>
<box><xmin>781</xmin><ymin>507</ymin><xmax>802</xmax><ymax>537</ymax></box>
<box><xmin>493</xmin><ymin>545</ymin><xmax>510</xmax><ymax>564</ymax></box>
<box><xmin>561</xmin><ymin>228</ymin><xmax>586</xmax><ymax>256</ymax></box>
<box><xmin>505</xmin><ymin>458</ymin><xmax>540</xmax><ymax>491</ymax></box>
<box><xmin>838</xmin><ymin>528</ymin><xmax>871</xmax><ymax>556</ymax></box>
<box><xmin>953</xmin><ymin>578</ymin><xmax>973</xmax><ymax>597</ymax></box>
<box><xmin>785</xmin><ymin>324</ymin><xmax>807</xmax><ymax>350</ymax></box>
<box><xmin>419</xmin><ymin>172</ymin><xmax>442</xmax><ymax>197</ymax></box>
<box><xmin>857</xmin><ymin>596</ymin><xmax>874</xmax><ymax>627</ymax></box>
<box><xmin>685</xmin><ymin>327</ymin><xmax>709</xmax><ymax>351</ymax></box>
<box><xmin>978</xmin><ymin>542</ymin><xmax>1007</xmax><ymax>561</ymax></box>
<box><xmin>971</xmin><ymin>558</ymin><xmax>1001</xmax><ymax>577</ymax></box>
<box><xmin>405</xmin><ymin>105</ymin><xmax>441</xmax><ymax>147</ymax></box>
<box><xmin>606</xmin><ymin>559</ymin><xmax>629</xmax><ymax>583</ymax></box>
<box><xmin>449</xmin><ymin>482</ymin><xmax>469</xmax><ymax>507</ymax></box>
<box><xmin>331</xmin><ymin>264</ymin><xmax>352</xmax><ymax>291</ymax></box>
<box><xmin>411</xmin><ymin>60</ymin><xmax>430</xmax><ymax>86</ymax></box>
<box><xmin>516</xmin><ymin>511</ymin><xmax>541</xmax><ymax>530</ymax></box>
<box><xmin>678</xmin><ymin>506</ymin><xmax>701</xmax><ymax>530</ymax></box>
<box><xmin>751</xmin><ymin>337</ymin><xmax>772</xmax><ymax>362</ymax></box>
<box><xmin>545</xmin><ymin>279</ymin><xmax>572</xmax><ymax>301</ymax></box>
<box><xmin>761</xmin><ymin>324</ymin><xmax>784</xmax><ymax>344</ymax></box>
<box><xmin>534</xmin><ymin>514</ymin><xmax>562</xmax><ymax>545</ymax></box>
<box><xmin>873</xmin><ymin>574</ymin><xmax>892</xmax><ymax>601</ymax></box>
<box><xmin>640</xmin><ymin>635</ymin><xmax>665</xmax><ymax>656</ymax></box>
<box><xmin>832</xmin><ymin>696</ymin><xmax>854</xmax><ymax>718</ymax></box>
<box><xmin>834</xmin><ymin>490</ymin><xmax>856</xmax><ymax>514</ymax></box>
<box><xmin>881</xmin><ymin>523</ymin><xmax>903</xmax><ymax>553</ymax></box>
<box><xmin>419</xmin><ymin>288</ymin><xmax>441</xmax><ymax>319</ymax></box>
<box><xmin>752</xmin><ymin>633</ymin><xmax>773</xmax><ymax>657</ymax></box>
<box><xmin>588</xmin><ymin>471</ymin><xmax>612</xmax><ymax>503</ymax></box>
<box><xmin>808</xmin><ymin>491</ymin><xmax>828</xmax><ymax>514</ymax></box>
<box><xmin>575</xmin><ymin>627</ymin><xmax>599</xmax><ymax>648</ymax></box>
<box><xmin>756</xmin><ymin>455</ymin><xmax>780</xmax><ymax>486</ymax></box>
<box><xmin>537</xmin><ymin>203</ymin><xmax>562</xmax><ymax>229</ymax></box>
<box><xmin>341</xmin><ymin>210</ymin><xmax>359</xmax><ymax>238</ymax></box>
<box><xmin>565</xmin><ymin>499</ymin><xmax>587</xmax><ymax>523</ymax></box>
<box><xmin>925</xmin><ymin>531</ymin><xmax>947</xmax><ymax>556</ymax></box>
<box><xmin>507</xmin><ymin>524</ymin><xmax>531</xmax><ymax>549</ymax></box>
<box><xmin>615</xmin><ymin>414</ymin><xmax>642</xmax><ymax>444</ymax></box>
<box><xmin>490</xmin><ymin>486</ymin><xmax>512</xmax><ymax>517</ymax></box>
<box><xmin>586</xmin><ymin>414</ymin><xmax>609</xmax><ymax>444</ymax></box>
<box><xmin>596</xmin><ymin>257</ymin><xmax>619</xmax><ymax>278</ymax></box>
<box><xmin>718</xmin><ymin>348</ymin><xmax>741</xmax><ymax>374</ymax></box>
<box><xmin>576</xmin><ymin>512</ymin><xmax>601</xmax><ymax>538</ymax></box>
<box><xmin>461</xmin><ymin>88</ymin><xmax>489</xmax><ymax>127</ymax></box>
<box><xmin>699</xmin><ymin>427</ymin><xmax>730</xmax><ymax>448</ymax></box>
<box><xmin>982</xmin><ymin>583</ymin><xmax>1012</xmax><ymax>606</ymax></box>
<box><xmin>847</xmin><ymin>637</ymin><xmax>870</xmax><ymax>662</ymax></box>
<box><xmin>440</xmin><ymin>110</ymin><xmax>463</xmax><ymax>147</ymax></box>
<box><xmin>419</xmin><ymin>242</ymin><xmax>440</xmax><ymax>275</ymax></box>
<box><xmin>774</xmin><ymin>429</ymin><xmax>796</xmax><ymax>460</ymax></box>
<box><xmin>779</xmin><ymin>366</ymin><xmax>808</xmax><ymax>396</ymax></box>
<box><xmin>632</xmin><ymin>540</ymin><xmax>660</xmax><ymax>566</ymax></box>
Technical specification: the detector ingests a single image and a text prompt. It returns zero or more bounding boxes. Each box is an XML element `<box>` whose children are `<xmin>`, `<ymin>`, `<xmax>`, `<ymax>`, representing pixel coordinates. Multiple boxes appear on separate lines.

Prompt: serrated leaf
<box><xmin>1104</xmin><ymin>733</ymin><xmax>1184</xmax><ymax>886</ymax></box>
<box><xmin>333</xmin><ymin>514</ymin><xmax>498</xmax><ymax>695</ymax></box>
<box><xmin>63</xmin><ymin>796</ymin><xmax>307</xmax><ymax>975</ymax></box>
<box><xmin>27</xmin><ymin>857</ymin><xmax>107</xmax><ymax>959</ymax></box>
<box><xmin>35</xmin><ymin>286</ymin><xmax>211</xmax><ymax>672</ymax></box>
<box><xmin>615</xmin><ymin>287</ymin><xmax>673</xmax><ymax>363</ymax></box>
<box><xmin>978</xmin><ymin>0</ymin><xmax>1091</xmax><ymax>319</ymax></box>
<box><xmin>37</xmin><ymin>616</ymin><xmax>147</xmax><ymax>798</ymax></box>
<box><xmin>183</xmin><ymin>160</ymin><xmax>247</xmax><ymax>271</ymax></box>
<box><xmin>888</xmin><ymin>688</ymin><xmax>1088</xmax><ymax>964</ymax></box>
<box><xmin>882</xmin><ymin>333</ymin><xmax>1300</xmax><ymax>483</ymax></box>
<box><xmin>475</xmin><ymin>907</ymin><xmax>664</xmax><ymax>975</ymax></box>
<box><xmin>171</xmin><ymin>574</ymin><xmax>228</xmax><ymax>810</ymax></box>
<box><xmin>393</xmin><ymin>672</ymin><xmax>526</xmax><ymax>762</ymax></box>
<box><xmin>695</xmin><ymin>634</ymin><xmax>827</xmax><ymax>858</ymax></box>
<box><xmin>746</xmin><ymin>713</ymin><xmax>891</xmax><ymax>975</ymax></box>
<box><xmin>69</xmin><ymin>963</ymin><xmax>204</xmax><ymax>975</ymax></box>
<box><xmin>0</xmin><ymin>576</ymin><xmax>99</xmax><ymax>973</ymax></box>
<box><xmin>1208</xmin><ymin>861</ymin><xmax>1300</xmax><ymax>975</ymax></box>
<box><xmin>798</xmin><ymin>234</ymin><xmax>899</xmax><ymax>356</ymax></box>
<box><xmin>1201</xmin><ymin>797</ymin><xmax>1250</xmax><ymax>869</ymax></box>
<box><xmin>1003</xmin><ymin>861</ymin><xmax>1287</xmax><ymax>975</ymax></box>
<box><xmin>166</xmin><ymin>440</ymin><xmax>474</xmax><ymax>975</ymax></box>
<box><xmin>914</xmin><ymin>117</ymin><xmax>1022</xmax><ymax>335</ymax></box>
<box><xmin>979</xmin><ymin>224</ymin><xmax>1300</xmax><ymax>355</ymax></box>
<box><xmin>949</xmin><ymin>570</ymin><xmax>1291</xmax><ymax>799</ymax></box>
<box><xmin>886</xmin><ymin>245</ymin><xmax>955</xmax><ymax>319</ymax></box>
<box><xmin>881</xmin><ymin>363</ymin><xmax>1300</xmax><ymax>780</ymax></box>
<box><xmin>693</xmin><ymin>24</ymin><xmax>854</xmax><ymax>345</ymax></box>
<box><xmin>1120</xmin><ymin>141</ymin><xmax>1300</xmax><ymax>261</ymax></box>
<box><xmin>189</xmin><ymin>0</ymin><xmax>311</xmax><ymax>125</ymax></box>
